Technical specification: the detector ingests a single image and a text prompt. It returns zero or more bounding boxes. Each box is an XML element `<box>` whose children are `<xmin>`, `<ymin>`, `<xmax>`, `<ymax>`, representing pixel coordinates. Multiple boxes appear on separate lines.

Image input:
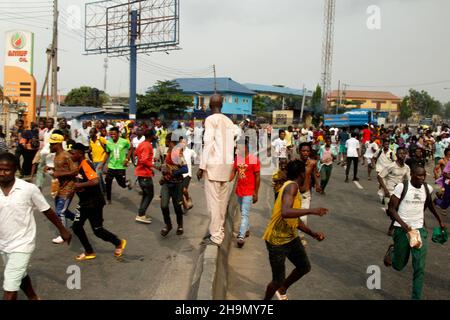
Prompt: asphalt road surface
<box><xmin>1</xmin><ymin>167</ymin><xmax>210</xmax><ymax>300</ymax></box>
<box><xmin>227</xmin><ymin>160</ymin><xmax>450</xmax><ymax>300</ymax></box>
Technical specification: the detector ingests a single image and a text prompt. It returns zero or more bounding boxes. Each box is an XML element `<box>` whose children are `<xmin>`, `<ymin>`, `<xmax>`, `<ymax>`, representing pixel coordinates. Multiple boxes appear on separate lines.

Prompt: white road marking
<box><xmin>354</xmin><ymin>181</ymin><xmax>364</xmax><ymax>189</ymax></box>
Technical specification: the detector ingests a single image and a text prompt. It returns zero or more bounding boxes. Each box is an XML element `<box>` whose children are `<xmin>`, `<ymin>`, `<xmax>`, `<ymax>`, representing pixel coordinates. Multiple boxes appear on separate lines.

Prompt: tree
<box><xmin>444</xmin><ymin>102</ymin><xmax>450</xmax><ymax>119</ymax></box>
<box><xmin>310</xmin><ymin>84</ymin><xmax>322</xmax><ymax>112</ymax></box>
<box><xmin>399</xmin><ymin>97</ymin><xmax>413</xmax><ymax>121</ymax></box>
<box><xmin>252</xmin><ymin>95</ymin><xmax>266</xmax><ymax>115</ymax></box>
<box><xmin>137</xmin><ymin>80</ymin><xmax>193</xmax><ymax>118</ymax></box>
<box><xmin>65</xmin><ymin>86</ymin><xmax>109</xmax><ymax>107</ymax></box>
<box><xmin>406</xmin><ymin>89</ymin><xmax>442</xmax><ymax>117</ymax></box>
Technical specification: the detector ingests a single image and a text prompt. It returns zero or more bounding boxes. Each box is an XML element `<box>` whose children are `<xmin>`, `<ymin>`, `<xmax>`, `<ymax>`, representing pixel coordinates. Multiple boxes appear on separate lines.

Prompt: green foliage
<box><xmin>252</xmin><ymin>95</ymin><xmax>281</xmax><ymax>115</ymax></box>
<box><xmin>405</xmin><ymin>89</ymin><xmax>442</xmax><ymax>117</ymax></box>
<box><xmin>399</xmin><ymin>97</ymin><xmax>413</xmax><ymax>121</ymax></box>
<box><xmin>252</xmin><ymin>95</ymin><xmax>266</xmax><ymax>115</ymax></box>
<box><xmin>444</xmin><ymin>102</ymin><xmax>450</xmax><ymax>119</ymax></box>
<box><xmin>65</xmin><ymin>86</ymin><xmax>109</xmax><ymax>107</ymax></box>
<box><xmin>137</xmin><ymin>80</ymin><xmax>193</xmax><ymax>117</ymax></box>
<box><xmin>310</xmin><ymin>84</ymin><xmax>322</xmax><ymax>112</ymax></box>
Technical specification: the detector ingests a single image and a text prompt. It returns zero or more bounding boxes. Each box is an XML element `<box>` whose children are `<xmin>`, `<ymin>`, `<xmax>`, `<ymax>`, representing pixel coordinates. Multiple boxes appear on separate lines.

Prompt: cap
<box><xmin>48</xmin><ymin>133</ymin><xmax>65</xmax><ymax>144</ymax></box>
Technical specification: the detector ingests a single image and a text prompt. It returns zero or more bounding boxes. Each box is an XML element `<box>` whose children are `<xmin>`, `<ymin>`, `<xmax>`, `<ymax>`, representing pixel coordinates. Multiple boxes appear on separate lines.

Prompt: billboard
<box><xmin>3</xmin><ymin>30</ymin><xmax>36</xmax><ymax>127</ymax></box>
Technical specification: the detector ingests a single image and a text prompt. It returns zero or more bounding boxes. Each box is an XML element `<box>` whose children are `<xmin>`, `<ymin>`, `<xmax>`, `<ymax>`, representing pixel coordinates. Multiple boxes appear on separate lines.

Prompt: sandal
<box><xmin>114</xmin><ymin>239</ymin><xmax>127</xmax><ymax>257</ymax></box>
<box><xmin>75</xmin><ymin>252</ymin><xmax>96</xmax><ymax>261</ymax></box>
<box><xmin>176</xmin><ymin>226</ymin><xmax>184</xmax><ymax>235</ymax></box>
<box><xmin>161</xmin><ymin>225</ymin><xmax>172</xmax><ymax>237</ymax></box>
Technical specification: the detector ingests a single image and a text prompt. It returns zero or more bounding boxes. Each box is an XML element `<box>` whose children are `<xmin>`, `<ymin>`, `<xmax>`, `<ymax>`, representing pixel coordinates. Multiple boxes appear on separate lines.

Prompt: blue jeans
<box><xmin>55</xmin><ymin>197</ymin><xmax>75</xmax><ymax>228</ymax></box>
<box><xmin>93</xmin><ymin>162</ymin><xmax>106</xmax><ymax>193</ymax></box>
<box><xmin>237</xmin><ymin>196</ymin><xmax>253</xmax><ymax>238</ymax></box>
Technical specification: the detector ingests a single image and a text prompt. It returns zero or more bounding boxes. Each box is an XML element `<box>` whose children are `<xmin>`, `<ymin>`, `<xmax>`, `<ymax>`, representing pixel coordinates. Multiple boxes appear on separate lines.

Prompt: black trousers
<box><xmin>138</xmin><ymin>177</ymin><xmax>154</xmax><ymax>216</ymax></box>
<box><xmin>72</xmin><ymin>205</ymin><xmax>121</xmax><ymax>254</ymax></box>
<box><xmin>345</xmin><ymin>157</ymin><xmax>359</xmax><ymax>179</ymax></box>
<box><xmin>21</xmin><ymin>148</ymin><xmax>37</xmax><ymax>176</ymax></box>
<box><xmin>161</xmin><ymin>182</ymin><xmax>184</xmax><ymax>227</ymax></box>
<box><xmin>265</xmin><ymin>237</ymin><xmax>311</xmax><ymax>285</ymax></box>
<box><xmin>105</xmin><ymin>169</ymin><xmax>127</xmax><ymax>201</ymax></box>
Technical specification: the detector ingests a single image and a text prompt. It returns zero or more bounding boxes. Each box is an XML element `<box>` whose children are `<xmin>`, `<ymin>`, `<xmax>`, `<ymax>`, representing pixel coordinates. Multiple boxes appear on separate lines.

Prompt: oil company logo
<box><xmin>11</xmin><ymin>32</ymin><xmax>26</xmax><ymax>50</ymax></box>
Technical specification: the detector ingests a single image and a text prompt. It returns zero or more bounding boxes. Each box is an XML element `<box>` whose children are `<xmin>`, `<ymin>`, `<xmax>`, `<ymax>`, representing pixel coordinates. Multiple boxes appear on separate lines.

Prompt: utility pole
<box><xmin>213</xmin><ymin>64</ymin><xmax>217</xmax><ymax>93</ymax></box>
<box><xmin>300</xmin><ymin>84</ymin><xmax>306</xmax><ymax>123</ymax></box>
<box><xmin>50</xmin><ymin>0</ymin><xmax>59</xmax><ymax>119</ymax></box>
<box><xmin>37</xmin><ymin>46</ymin><xmax>52</xmax><ymax>120</ymax></box>
<box><xmin>336</xmin><ymin>80</ymin><xmax>340</xmax><ymax>114</ymax></box>
<box><xmin>103</xmin><ymin>58</ymin><xmax>108</xmax><ymax>92</ymax></box>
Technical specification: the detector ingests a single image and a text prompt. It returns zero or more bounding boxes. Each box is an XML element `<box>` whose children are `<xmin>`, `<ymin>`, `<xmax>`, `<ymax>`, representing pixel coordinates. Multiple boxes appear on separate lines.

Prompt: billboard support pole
<box><xmin>129</xmin><ymin>10</ymin><xmax>138</xmax><ymax>120</ymax></box>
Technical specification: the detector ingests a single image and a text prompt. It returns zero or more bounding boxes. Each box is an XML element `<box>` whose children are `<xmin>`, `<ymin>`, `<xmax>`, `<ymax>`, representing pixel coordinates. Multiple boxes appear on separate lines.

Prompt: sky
<box><xmin>1</xmin><ymin>0</ymin><xmax>450</xmax><ymax>103</ymax></box>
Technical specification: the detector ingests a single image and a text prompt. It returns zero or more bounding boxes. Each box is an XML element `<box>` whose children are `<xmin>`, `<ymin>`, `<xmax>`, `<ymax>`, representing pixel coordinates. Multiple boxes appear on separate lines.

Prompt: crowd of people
<box><xmin>0</xmin><ymin>99</ymin><xmax>448</xmax><ymax>300</ymax></box>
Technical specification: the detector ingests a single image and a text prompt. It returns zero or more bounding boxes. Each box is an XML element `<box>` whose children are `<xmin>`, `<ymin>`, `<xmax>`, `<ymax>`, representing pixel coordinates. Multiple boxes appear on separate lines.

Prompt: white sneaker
<box><xmin>135</xmin><ymin>215</ymin><xmax>152</xmax><ymax>224</ymax></box>
<box><xmin>52</xmin><ymin>236</ymin><xmax>64</xmax><ymax>244</ymax></box>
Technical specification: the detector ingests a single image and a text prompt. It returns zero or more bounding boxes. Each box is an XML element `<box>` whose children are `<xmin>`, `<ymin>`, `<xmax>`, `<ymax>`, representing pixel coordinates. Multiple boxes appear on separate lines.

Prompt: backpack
<box><xmin>375</xmin><ymin>148</ymin><xmax>394</xmax><ymax>163</ymax></box>
<box><xmin>386</xmin><ymin>180</ymin><xmax>432</xmax><ymax>218</ymax></box>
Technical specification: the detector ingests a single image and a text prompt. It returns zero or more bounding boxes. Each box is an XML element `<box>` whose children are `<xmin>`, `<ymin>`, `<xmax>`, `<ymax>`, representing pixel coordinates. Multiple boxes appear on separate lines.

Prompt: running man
<box><xmin>383</xmin><ymin>166</ymin><xmax>446</xmax><ymax>300</ymax></box>
<box><xmin>345</xmin><ymin>132</ymin><xmax>361</xmax><ymax>182</ymax></box>
<box><xmin>364</xmin><ymin>136</ymin><xmax>379</xmax><ymax>180</ymax></box>
<box><xmin>0</xmin><ymin>152</ymin><xmax>71</xmax><ymax>300</ymax></box>
<box><xmin>99</xmin><ymin>127</ymin><xmax>133</xmax><ymax>205</ymax></box>
<box><xmin>377</xmin><ymin>147</ymin><xmax>411</xmax><ymax>236</ymax></box>
<box><xmin>50</xmin><ymin>132</ymin><xmax>78</xmax><ymax>244</ymax></box>
<box><xmin>160</xmin><ymin>133</ymin><xmax>188</xmax><ymax>237</ymax></box>
<box><xmin>69</xmin><ymin>144</ymin><xmax>126</xmax><ymax>261</ymax></box>
<box><xmin>181</xmin><ymin>138</ymin><xmax>197</xmax><ymax>212</ymax></box>
<box><xmin>229</xmin><ymin>138</ymin><xmax>260</xmax><ymax>248</ymax></box>
<box><xmin>134</xmin><ymin>129</ymin><xmax>155</xmax><ymax>224</ymax></box>
<box><xmin>318</xmin><ymin>136</ymin><xmax>337</xmax><ymax>194</ymax></box>
<box><xmin>263</xmin><ymin>160</ymin><xmax>328</xmax><ymax>300</ymax></box>
<box><xmin>298</xmin><ymin>142</ymin><xmax>321</xmax><ymax>245</ymax></box>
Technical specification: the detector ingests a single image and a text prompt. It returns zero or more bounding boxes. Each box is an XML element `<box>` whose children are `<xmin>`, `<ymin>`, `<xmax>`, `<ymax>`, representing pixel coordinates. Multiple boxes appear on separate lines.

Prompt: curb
<box><xmin>190</xmin><ymin>189</ymin><xmax>238</xmax><ymax>300</ymax></box>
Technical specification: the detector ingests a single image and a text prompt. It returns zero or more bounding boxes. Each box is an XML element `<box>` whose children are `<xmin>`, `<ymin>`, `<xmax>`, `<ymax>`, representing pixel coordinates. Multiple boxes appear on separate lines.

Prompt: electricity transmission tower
<box><xmin>321</xmin><ymin>0</ymin><xmax>336</xmax><ymax>112</ymax></box>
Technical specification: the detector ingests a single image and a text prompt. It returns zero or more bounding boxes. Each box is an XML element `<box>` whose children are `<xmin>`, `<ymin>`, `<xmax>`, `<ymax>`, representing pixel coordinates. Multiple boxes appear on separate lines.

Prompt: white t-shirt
<box><xmin>183</xmin><ymin>147</ymin><xmax>197</xmax><ymax>178</ymax></box>
<box><xmin>378</xmin><ymin>162</ymin><xmax>410</xmax><ymax>194</ymax></box>
<box><xmin>0</xmin><ymin>179</ymin><xmax>51</xmax><ymax>253</ymax></box>
<box><xmin>364</xmin><ymin>142</ymin><xmax>379</xmax><ymax>159</ymax></box>
<box><xmin>193</xmin><ymin>126</ymin><xmax>204</xmax><ymax>144</ymax></box>
<box><xmin>77</xmin><ymin>126</ymin><xmax>91</xmax><ymax>147</ymax></box>
<box><xmin>272</xmin><ymin>138</ymin><xmax>287</xmax><ymax>158</ymax></box>
<box><xmin>307</xmin><ymin>131</ymin><xmax>314</xmax><ymax>143</ymax></box>
<box><xmin>393</xmin><ymin>182</ymin><xmax>433</xmax><ymax>229</ymax></box>
<box><xmin>186</xmin><ymin>129</ymin><xmax>193</xmax><ymax>145</ymax></box>
<box><xmin>376</xmin><ymin>149</ymin><xmax>395</xmax><ymax>173</ymax></box>
<box><xmin>132</xmin><ymin>136</ymin><xmax>145</xmax><ymax>149</ymax></box>
<box><xmin>40</xmin><ymin>128</ymin><xmax>55</xmax><ymax>157</ymax></box>
<box><xmin>346</xmin><ymin>138</ymin><xmax>360</xmax><ymax>157</ymax></box>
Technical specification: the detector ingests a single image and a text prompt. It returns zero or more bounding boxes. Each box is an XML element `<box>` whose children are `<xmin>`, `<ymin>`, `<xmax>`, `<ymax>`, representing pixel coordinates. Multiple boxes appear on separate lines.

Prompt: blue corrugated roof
<box><xmin>244</xmin><ymin>83</ymin><xmax>313</xmax><ymax>97</ymax></box>
<box><xmin>174</xmin><ymin>78</ymin><xmax>255</xmax><ymax>95</ymax></box>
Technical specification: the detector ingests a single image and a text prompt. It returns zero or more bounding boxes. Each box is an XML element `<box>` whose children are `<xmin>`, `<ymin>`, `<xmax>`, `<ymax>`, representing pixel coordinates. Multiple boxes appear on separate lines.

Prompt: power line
<box><xmin>346</xmin><ymin>79</ymin><xmax>450</xmax><ymax>89</ymax></box>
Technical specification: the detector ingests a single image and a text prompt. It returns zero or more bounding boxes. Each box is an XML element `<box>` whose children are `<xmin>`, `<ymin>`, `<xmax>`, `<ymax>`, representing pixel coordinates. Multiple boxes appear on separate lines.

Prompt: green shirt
<box><xmin>106</xmin><ymin>138</ymin><xmax>130</xmax><ymax>170</ymax></box>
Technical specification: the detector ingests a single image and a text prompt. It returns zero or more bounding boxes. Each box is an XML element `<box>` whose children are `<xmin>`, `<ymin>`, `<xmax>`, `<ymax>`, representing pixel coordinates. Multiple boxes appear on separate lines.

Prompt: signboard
<box><xmin>5</xmin><ymin>31</ymin><xmax>34</xmax><ymax>74</ymax></box>
<box><xmin>3</xmin><ymin>30</ymin><xmax>36</xmax><ymax>127</ymax></box>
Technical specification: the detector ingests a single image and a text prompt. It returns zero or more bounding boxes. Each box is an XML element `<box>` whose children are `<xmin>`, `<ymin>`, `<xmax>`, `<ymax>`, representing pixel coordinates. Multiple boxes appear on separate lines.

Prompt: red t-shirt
<box><xmin>135</xmin><ymin>140</ymin><xmax>154</xmax><ymax>177</ymax></box>
<box><xmin>234</xmin><ymin>154</ymin><xmax>260</xmax><ymax>197</ymax></box>
<box><xmin>362</xmin><ymin>129</ymin><xmax>371</xmax><ymax>144</ymax></box>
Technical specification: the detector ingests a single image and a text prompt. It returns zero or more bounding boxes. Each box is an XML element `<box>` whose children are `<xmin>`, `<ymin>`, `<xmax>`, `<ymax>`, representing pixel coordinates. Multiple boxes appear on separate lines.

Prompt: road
<box><xmin>227</xmin><ymin>160</ymin><xmax>450</xmax><ymax>300</ymax></box>
<box><xmin>1</xmin><ymin>167</ymin><xmax>210</xmax><ymax>300</ymax></box>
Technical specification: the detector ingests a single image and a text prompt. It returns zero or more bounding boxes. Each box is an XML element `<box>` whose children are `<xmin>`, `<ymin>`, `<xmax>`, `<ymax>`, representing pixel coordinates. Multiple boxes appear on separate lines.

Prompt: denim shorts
<box><xmin>265</xmin><ymin>237</ymin><xmax>311</xmax><ymax>285</ymax></box>
<box><xmin>1</xmin><ymin>251</ymin><xmax>32</xmax><ymax>292</ymax></box>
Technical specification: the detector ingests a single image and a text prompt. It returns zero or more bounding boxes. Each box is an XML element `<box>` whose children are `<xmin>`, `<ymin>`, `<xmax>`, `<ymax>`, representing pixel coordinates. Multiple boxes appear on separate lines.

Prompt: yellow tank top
<box><xmin>263</xmin><ymin>180</ymin><xmax>302</xmax><ymax>245</ymax></box>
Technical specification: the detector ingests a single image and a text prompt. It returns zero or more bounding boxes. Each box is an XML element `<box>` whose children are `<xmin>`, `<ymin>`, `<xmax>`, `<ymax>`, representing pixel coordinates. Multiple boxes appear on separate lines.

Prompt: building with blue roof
<box><xmin>174</xmin><ymin>77</ymin><xmax>255</xmax><ymax>117</ymax></box>
<box><xmin>244</xmin><ymin>83</ymin><xmax>313</xmax><ymax>98</ymax></box>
